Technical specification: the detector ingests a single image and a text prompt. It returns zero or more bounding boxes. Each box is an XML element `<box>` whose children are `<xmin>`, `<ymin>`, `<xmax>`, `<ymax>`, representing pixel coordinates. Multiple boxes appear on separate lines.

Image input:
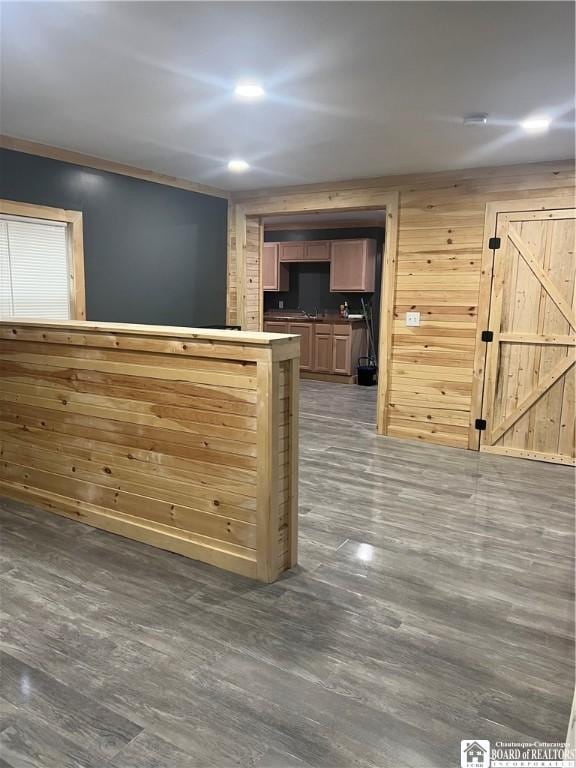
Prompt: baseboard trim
<box><xmin>300</xmin><ymin>371</ymin><xmax>358</xmax><ymax>384</ymax></box>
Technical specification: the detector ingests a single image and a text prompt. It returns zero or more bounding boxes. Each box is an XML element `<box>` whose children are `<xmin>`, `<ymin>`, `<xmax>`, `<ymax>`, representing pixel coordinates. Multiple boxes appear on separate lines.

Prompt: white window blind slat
<box><xmin>0</xmin><ymin>221</ymin><xmax>14</xmax><ymax>317</ymax></box>
<box><xmin>0</xmin><ymin>215</ymin><xmax>71</xmax><ymax>320</ymax></box>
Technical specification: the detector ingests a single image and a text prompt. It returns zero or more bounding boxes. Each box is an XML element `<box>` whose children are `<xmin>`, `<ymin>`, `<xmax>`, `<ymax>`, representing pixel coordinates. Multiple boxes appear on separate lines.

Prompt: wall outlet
<box><xmin>405</xmin><ymin>311</ymin><xmax>420</xmax><ymax>327</ymax></box>
<box><xmin>278</xmin><ymin>300</ymin><xmax>284</xmax><ymax>309</ymax></box>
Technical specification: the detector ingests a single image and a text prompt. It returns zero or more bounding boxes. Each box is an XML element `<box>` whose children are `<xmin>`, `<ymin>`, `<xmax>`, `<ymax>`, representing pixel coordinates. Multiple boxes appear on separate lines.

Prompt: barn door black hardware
<box><xmin>475</xmin><ymin>418</ymin><xmax>487</xmax><ymax>431</ymax></box>
<box><xmin>481</xmin><ymin>330</ymin><xmax>493</xmax><ymax>342</ymax></box>
<box><xmin>488</xmin><ymin>237</ymin><xmax>501</xmax><ymax>250</ymax></box>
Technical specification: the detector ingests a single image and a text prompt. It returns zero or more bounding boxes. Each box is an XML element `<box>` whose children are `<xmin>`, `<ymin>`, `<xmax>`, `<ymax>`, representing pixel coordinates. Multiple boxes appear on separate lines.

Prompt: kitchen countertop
<box><xmin>264</xmin><ymin>314</ymin><xmax>365</xmax><ymax>326</ymax></box>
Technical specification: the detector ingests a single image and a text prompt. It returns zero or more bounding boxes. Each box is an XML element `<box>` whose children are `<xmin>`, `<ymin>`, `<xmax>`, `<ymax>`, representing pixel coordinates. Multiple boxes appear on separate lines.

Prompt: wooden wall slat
<box><xmin>0</xmin><ymin>439</ymin><xmax>256</xmax><ymax>516</ymax></box>
<box><xmin>0</xmin><ymin>320</ymin><xmax>299</xmax><ymax>580</ymax></box>
<box><xmin>0</xmin><ymin>419</ymin><xmax>258</xmax><ymax>496</ymax></box>
<box><xmin>229</xmin><ymin>160</ymin><xmax>576</xmax><ymax>449</ymax></box>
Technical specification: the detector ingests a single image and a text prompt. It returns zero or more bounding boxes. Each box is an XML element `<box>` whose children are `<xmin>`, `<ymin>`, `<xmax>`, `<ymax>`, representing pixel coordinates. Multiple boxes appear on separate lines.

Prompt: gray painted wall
<box><xmin>0</xmin><ymin>149</ymin><xmax>228</xmax><ymax>327</ymax></box>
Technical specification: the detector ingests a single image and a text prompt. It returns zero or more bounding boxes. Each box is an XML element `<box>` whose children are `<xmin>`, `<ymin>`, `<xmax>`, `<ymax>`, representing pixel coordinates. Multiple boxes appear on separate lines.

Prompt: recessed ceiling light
<box><xmin>521</xmin><ymin>116</ymin><xmax>551</xmax><ymax>134</ymax></box>
<box><xmin>463</xmin><ymin>113</ymin><xmax>488</xmax><ymax>126</ymax></box>
<box><xmin>228</xmin><ymin>159</ymin><xmax>250</xmax><ymax>173</ymax></box>
<box><xmin>234</xmin><ymin>82</ymin><xmax>265</xmax><ymax>101</ymax></box>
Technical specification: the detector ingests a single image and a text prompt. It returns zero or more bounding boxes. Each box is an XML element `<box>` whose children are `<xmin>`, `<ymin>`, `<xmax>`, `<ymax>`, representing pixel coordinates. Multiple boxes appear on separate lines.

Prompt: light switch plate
<box><xmin>278</xmin><ymin>300</ymin><xmax>284</xmax><ymax>309</ymax></box>
<box><xmin>405</xmin><ymin>311</ymin><xmax>420</xmax><ymax>327</ymax></box>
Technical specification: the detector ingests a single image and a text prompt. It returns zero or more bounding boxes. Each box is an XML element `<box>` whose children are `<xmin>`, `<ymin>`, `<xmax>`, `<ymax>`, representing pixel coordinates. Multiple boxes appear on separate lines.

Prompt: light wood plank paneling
<box><xmin>479</xmin><ymin>207</ymin><xmax>576</xmax><ymax>464</ymax></box>
<box><xmin>229</xmin><ymin>160</ymin><xmax>575</xmax><ymax>449</ymax></box>
<box><xmin>0</xmin><ymin>319</ymin><xmax>300</xmax><ymax>581</ymax></box>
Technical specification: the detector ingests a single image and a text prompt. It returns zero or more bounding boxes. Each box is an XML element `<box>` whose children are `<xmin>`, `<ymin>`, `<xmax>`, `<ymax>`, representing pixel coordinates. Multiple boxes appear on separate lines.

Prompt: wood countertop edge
<box><xmin>264</xmin><ymin>315</ymin><xmax>366</xmax><ymax>326</ymax></box>
<box><xmin>0</xmin><ymin>318</ymin><xmax>298</xmax><ymax>346</ymax></box>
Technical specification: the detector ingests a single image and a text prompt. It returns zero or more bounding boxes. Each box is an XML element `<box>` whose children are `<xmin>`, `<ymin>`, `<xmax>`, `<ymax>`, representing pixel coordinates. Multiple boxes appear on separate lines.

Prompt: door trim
<box><xmin>469</xmin><ymin>197</ymin><xmax>576</xmax><ymax>449</ymax></box>
<box><xmin>229</xmin><ymin>191</ymin><xmax>399</xmax><ymax>437</ymax></box>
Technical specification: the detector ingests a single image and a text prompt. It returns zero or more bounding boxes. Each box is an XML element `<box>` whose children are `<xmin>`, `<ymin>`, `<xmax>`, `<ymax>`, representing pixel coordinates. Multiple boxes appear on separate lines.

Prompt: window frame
<box><xmin>0</xmin><ymin>199</ymin><xmax>86</xmax><ymax>320</ymax></box>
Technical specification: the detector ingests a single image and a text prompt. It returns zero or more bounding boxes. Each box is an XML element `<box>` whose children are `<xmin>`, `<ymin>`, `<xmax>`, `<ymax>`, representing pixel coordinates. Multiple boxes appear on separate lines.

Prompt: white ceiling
<box><xmin>1</xmin><ymin>2</ymin><xmax>574</xmax><ymax>192</ymax></box>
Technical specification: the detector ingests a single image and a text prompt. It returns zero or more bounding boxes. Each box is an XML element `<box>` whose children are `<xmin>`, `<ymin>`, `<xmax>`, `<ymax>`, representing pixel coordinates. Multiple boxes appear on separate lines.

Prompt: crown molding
<box><xmin>231</xmin><ymin>158</ymin><xmax>576</xmax><ymax>202</ymax></box>
<box><xmin>0</xmin><ymin>135</ymin><xmax>230</xmax><ymax>200</ymax></box>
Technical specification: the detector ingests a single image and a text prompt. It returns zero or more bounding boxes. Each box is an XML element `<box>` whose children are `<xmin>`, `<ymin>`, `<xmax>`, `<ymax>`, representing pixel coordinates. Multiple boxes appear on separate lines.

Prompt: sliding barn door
<box><xmin>480</xmin><ymin>207</ymin><xmax>575</xmax><ymax>465</ymax></box>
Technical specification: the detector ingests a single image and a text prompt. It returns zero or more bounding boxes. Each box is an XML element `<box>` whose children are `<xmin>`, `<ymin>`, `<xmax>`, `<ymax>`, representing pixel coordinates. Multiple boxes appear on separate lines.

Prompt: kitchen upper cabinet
<box><xmin>279</xmin><ymin>243</ymin><xmax>306</xmax><ymax>262</ymax></box>
<box><xmin>330</xmin><ymin>239</ymin><xmax>376</xmax><ymax>292</ymax></box>
<box><xmin>305</xmin><ymin>242</ymin><xmax>330</xmax><ymax>261</ymax></box>
<box><xmin>263</xmin><ymin>244</ymin><xmax>289</xmax><ymax>292</ymax></box>
<box><xmin>314</xmin><ymin>325</ymin><xmax>333</xmax><ymax>372</ymax></box>
<box><xmin>288</xmin><ymin>322</ymin><xmax>313</xmax><ymax>370</ymax></box>
<box><xmin>268</xmin><ymin>238</ymin><xmax>377</xmax><ymax>291</ymax></box>
<box><xmin>278</xmin><ymin>241</ymin><xmax>331</xmax><ymax>262</ymax></box>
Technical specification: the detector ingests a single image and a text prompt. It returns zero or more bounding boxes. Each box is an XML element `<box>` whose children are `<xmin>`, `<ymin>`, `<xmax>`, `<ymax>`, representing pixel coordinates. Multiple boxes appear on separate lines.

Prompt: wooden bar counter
<box><xmin>0</xmin><ymin>319</ymin><xmax>300</xmax><ymax>582</ymax></box>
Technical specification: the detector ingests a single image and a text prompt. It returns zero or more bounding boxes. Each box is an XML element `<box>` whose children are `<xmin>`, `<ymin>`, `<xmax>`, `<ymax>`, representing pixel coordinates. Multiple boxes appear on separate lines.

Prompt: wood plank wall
<box><xmin>244</xmin><ymin>216</ymin><xmax>264</xmax><ymax>331</ymax></box>
<box><xmin>0</xmin><ymin>320</ymin><xmax>299</xmax><ymax>581</ymax></box>
<box><xmin>228</xmin><ymin>206</ymin><xmax>264</xmax><ymax>331</ymax></box>
<box><xmin>228</xmin><ymin>202</ymin><xmax>239</xmax><ymax>326</ymax></box>
<box><xmin>228</xmin><ymin>160</ymin><xmax>575</xmax><ymax>449</ymax></box>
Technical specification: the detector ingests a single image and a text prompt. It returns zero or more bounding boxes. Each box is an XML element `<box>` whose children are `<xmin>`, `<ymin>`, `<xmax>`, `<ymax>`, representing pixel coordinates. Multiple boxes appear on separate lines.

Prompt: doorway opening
<box><xmin>229</xmin><ymin>189</ymin><xmax>399</xmax><ymax>435</ymax></box>
<box><xmin>261</xmin><ymin>209</ymin><xmax>385</xmax><ymax>426</ymax></box>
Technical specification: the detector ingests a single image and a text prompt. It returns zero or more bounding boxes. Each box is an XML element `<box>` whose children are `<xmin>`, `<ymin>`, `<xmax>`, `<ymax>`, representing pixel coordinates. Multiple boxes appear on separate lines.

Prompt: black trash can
<box><xmin>357</xmin><ymin>357</ymin><xmax>378</xmax><ymax>386</ymax></box>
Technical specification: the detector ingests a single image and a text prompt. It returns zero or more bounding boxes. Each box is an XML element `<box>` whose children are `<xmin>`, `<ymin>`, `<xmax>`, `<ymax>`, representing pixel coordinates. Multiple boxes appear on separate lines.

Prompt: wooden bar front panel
<box><xmin>0</xmin><ymin>320</ymin><xmax>299</xmax><ymax>582</ymax></box>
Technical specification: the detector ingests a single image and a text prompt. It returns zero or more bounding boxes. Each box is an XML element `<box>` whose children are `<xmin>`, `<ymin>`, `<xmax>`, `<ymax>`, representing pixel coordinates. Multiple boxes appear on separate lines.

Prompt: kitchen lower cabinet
<box><xmin>313</xmin><ymin>326</ymin><xmax>333</xmax><ymax>372</ymax></box>
<box><xmin>332</xmin><ymin>330</ymin><xmax>353</xmax><ymax>375</ymax></box>
<box><xmin>264</xmin><ymin>319</ymin><xmax>366</xmax><ymax>381</ymax></box>
<box><xmin>313</xmin><ymin>322</ymin><xmax>367</xmax><ymax>380</ymax></box>
<box><xmin>264</xmin><ymin>321</ymin><xmax>289</xmax><ymax>334</ymax></box>
<box><xmin>264</xmin><ymin>321</ymin><xmax>313</xmax><ymax>370</ymax></box>
<box><xmin>288</xmin><ymin>322</ymin><xmax>313</xmax><ymax>370</ymax></box>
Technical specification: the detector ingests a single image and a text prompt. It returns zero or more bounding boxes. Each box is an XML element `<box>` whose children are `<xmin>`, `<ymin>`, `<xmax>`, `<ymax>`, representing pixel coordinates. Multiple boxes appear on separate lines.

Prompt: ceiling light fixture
<box><xmin>520</xmin><ymin>116</ymin><xmax>551</xmax><ymax>134</ymax></box>
<box><xmin>228</xmin><ymin>159</ymin><xmax>250</xmax><ymax>173</ymax></box>
<box><xmin>234</xmin><ymin>82</ymin><xmax>265</xmax><ymax>101</ymax></box>
<box><xmin>463</xmin><ymin>113</ymin><xmax>488</xmax><ymax>126</ymax></box>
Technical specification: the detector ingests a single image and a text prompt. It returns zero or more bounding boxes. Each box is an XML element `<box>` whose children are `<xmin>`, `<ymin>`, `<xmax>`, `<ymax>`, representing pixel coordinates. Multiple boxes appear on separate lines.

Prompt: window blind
<box><xmin>0</xmin><ymin>215</ymin><xmax>71</xmax><ymax>320</ymax></box>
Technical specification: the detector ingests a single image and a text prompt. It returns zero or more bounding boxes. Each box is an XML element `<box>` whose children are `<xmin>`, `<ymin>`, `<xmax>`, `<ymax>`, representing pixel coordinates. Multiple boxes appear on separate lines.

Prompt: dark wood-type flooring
<box><xmin>0</xmin><ymin>380</ymin><xmax>573</xmax><ymax>767</ymax></box>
